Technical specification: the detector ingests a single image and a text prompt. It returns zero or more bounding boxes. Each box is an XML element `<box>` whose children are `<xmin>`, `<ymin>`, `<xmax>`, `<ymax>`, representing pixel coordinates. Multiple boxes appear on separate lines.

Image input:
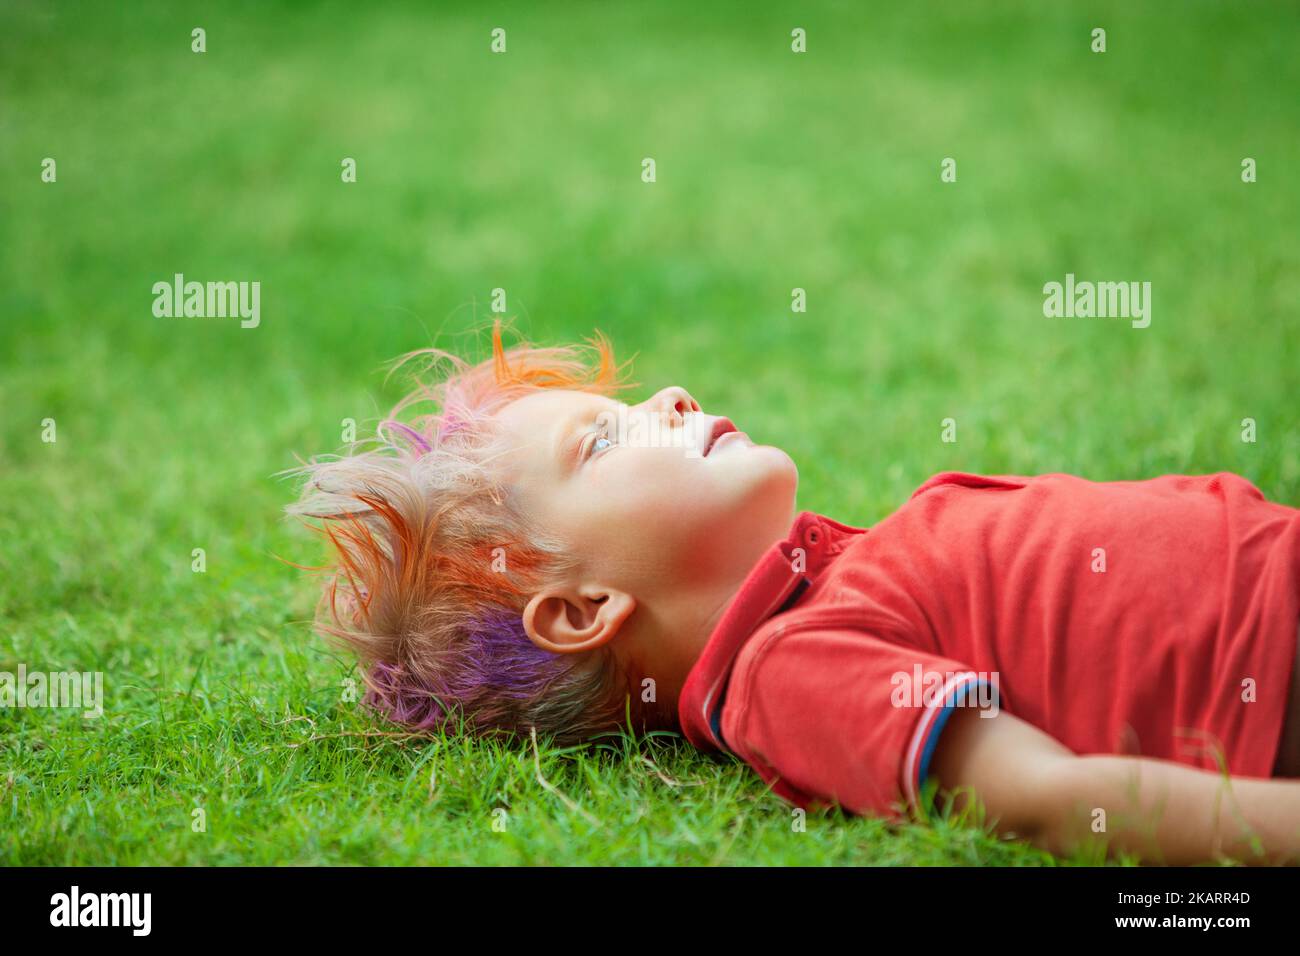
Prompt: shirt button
<box><xmin>803</xmin><ymin>523</ymin><xmax>822</xmax><ymax>548</ymax></box>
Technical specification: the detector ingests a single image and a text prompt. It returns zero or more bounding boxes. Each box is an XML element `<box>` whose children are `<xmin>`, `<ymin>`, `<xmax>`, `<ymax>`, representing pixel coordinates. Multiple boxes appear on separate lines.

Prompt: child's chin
<box><xmin>745</xmin><ymin>443</ymin><xmax>799</xmax><ymax>484</ymax></box>
<box><xmin>738</xmin><ymin>450</ymin><xmax>800</xmax><ymax>514</ymax></box>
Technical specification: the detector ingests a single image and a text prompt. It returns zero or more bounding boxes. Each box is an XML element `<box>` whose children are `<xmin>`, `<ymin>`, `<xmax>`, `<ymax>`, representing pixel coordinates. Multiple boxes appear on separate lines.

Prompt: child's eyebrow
<box><xmin>553</xmin><ymin>397</ymin><xmax>605</xmax><ymax>474</ymax></box>
<box><xmin>555</xmin><ymin>414</ymin><xmax>585</xmax><ymax>473</ymax></box>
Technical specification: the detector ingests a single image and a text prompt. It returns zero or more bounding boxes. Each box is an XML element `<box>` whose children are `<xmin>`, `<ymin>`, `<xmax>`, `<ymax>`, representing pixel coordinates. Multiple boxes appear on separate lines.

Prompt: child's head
<box><xmin>288</xmin><ymin>322</ymin><xmax>797</xmax><ymax>744</ymax></box>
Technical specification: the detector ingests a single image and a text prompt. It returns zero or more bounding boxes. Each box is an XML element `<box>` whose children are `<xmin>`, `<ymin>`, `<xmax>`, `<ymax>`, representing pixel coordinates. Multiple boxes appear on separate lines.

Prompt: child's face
<box><xmin>496</xmin><ymin>385</ymin><xmax>798</xmax><ymax>603</ymax></box>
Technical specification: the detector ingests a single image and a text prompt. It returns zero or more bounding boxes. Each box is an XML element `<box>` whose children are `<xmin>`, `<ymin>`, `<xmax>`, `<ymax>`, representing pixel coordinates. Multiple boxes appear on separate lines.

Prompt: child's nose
<box><xmin>649</xmin><ymin>386</ymin><xmax>701</xmax><ymax>422</ymax></box>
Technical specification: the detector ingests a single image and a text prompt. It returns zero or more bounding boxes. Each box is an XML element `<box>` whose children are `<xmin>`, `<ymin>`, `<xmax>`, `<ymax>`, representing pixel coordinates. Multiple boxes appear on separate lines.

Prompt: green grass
<box><xmin>1</xmin><ymin>0</ymin><xmax>1297</xmax><ymax>865</ymax></box>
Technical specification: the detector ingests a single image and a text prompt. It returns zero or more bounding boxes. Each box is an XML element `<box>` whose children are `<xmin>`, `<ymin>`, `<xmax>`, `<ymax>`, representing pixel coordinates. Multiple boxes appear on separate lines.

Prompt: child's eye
<box><xmin>584</xmin><ymin>424</ymin><xmax>616</xmax><ymax>459</ymax></box>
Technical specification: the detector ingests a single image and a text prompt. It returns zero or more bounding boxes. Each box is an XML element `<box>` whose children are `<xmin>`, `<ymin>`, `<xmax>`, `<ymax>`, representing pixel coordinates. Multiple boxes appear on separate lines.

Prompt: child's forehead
<box><xmin>496</xmin><ymin>388</ymin><xmax>612</xmax><ymax>424</ymax></box>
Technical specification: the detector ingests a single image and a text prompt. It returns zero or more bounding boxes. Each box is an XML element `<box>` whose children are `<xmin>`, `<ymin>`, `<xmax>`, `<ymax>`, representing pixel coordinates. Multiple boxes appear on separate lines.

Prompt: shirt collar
<box><xmin>677</xmin><ymin>510</ymin><xmax>865</xmax><ymax>752</ymax></box>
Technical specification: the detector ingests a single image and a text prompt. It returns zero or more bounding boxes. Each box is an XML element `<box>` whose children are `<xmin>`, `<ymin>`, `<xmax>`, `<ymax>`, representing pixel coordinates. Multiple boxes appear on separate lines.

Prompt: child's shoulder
<box><xmin>907</xmin><ymin>469</ymin><xmax>1270</xmax><ymax>503</ymax></box>
<box><xmin>908</xmin><ymin>470</ymin><xmax>1033</xmax><ymax>499</ymax></box>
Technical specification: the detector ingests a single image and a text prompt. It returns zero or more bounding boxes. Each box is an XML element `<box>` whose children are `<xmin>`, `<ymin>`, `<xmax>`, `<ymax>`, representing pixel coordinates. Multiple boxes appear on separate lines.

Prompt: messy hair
<box><xmin>286</xmin><ymin>321</ymin><xmax>637</xmax><ymax>745</ymax></box>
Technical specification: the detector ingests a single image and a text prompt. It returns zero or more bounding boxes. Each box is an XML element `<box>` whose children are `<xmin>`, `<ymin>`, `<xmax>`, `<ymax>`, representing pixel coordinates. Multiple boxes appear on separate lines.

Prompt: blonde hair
<box><xmin>286</xmin><ymin>321</ymin><xmax>640</xmax><ymax>744</ymax></box>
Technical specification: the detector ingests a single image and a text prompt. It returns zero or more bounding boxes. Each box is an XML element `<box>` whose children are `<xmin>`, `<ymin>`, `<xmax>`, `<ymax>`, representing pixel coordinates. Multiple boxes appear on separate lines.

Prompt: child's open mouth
<box><xmin>702</xmin><ymin>418</ymin><xmax>740</xmax><ymax>456</ymax></box>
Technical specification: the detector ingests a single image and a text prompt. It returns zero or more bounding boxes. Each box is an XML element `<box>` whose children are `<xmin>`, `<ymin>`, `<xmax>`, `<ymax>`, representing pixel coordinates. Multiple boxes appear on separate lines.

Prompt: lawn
<box><xmin>1</xmin><ymin>0</ymin><xmax>1297</xmax><ymax>865</ymax></box>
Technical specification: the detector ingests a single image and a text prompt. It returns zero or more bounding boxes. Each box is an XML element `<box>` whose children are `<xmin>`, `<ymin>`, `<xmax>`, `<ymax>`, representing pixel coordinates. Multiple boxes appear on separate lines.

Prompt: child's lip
<box><xmin>707</xmin><ymin>428</ymin><xmax>750</xmax><ymax>455</ymax></box>
<box><xmin>702</xmin><ymin>418</ymin><xmax>738</xmax><ymax>457</ymax></box>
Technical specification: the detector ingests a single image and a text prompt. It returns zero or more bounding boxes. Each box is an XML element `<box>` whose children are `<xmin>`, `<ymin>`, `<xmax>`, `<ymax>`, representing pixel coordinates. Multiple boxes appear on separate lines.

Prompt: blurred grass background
<box><xmin>1</xmin><ymin>0</ymin><xmax>1297</xmax><ymax>864</ymax></box>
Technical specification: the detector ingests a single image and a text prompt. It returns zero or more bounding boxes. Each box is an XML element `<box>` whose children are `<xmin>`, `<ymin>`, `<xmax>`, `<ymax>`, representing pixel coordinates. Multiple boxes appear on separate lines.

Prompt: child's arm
<box><xmin>929</xmin><ymin>704</ymin><xmax>1300</xmax><ymax>865</ymax></box>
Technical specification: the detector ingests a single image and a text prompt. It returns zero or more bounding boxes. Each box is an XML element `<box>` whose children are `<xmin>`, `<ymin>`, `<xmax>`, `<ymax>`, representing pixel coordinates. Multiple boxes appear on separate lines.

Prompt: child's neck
<box><xmin>618</xmin><ymin>566</ymin><xmax>758</xmax><ymax>733</ymax></box>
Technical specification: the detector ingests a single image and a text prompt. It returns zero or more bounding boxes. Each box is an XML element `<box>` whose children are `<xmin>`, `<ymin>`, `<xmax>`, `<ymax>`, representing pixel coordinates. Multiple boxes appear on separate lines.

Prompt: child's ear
<box><xmin>522</xmin><ymin>585</ymin><xmax>636</xmax><ymax>654</ymax></box>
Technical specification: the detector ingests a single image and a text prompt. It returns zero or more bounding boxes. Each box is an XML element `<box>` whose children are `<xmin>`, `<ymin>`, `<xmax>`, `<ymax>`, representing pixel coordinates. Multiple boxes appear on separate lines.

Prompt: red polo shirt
<box><xmin>678</xmin><ymin>471</ymin><xmax>1300</xmax><ymax>823</ymax></box>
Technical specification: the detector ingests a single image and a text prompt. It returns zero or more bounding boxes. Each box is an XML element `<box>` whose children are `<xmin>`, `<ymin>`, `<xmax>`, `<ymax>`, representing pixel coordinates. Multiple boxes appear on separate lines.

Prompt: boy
<box><xmin>289</xmin><ymin>324</ymin><xmax>1300</xmax><ymax>865</ymax></box>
